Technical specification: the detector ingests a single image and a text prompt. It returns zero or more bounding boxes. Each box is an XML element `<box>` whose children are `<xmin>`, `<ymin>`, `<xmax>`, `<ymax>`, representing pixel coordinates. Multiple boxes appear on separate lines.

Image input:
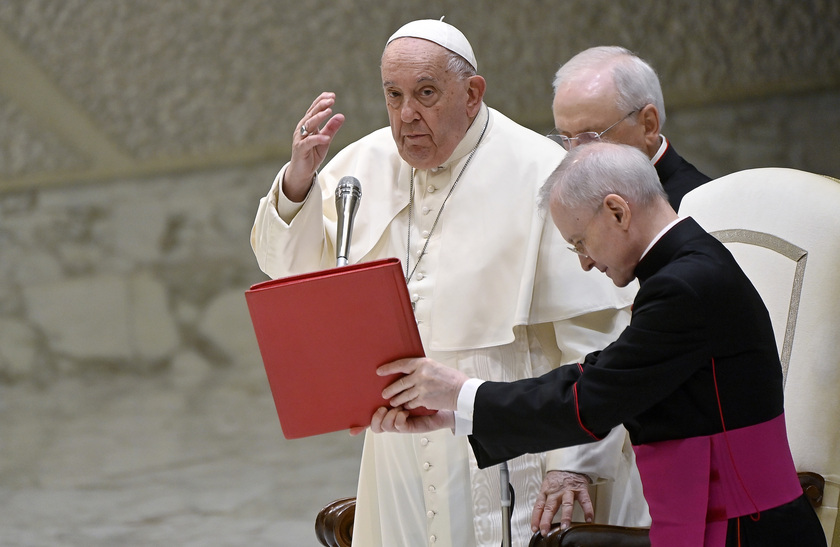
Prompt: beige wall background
<box><xmin>0</xmin><ymin>0</ymin><xmax>837</xmax><ymax>384</ymax></box>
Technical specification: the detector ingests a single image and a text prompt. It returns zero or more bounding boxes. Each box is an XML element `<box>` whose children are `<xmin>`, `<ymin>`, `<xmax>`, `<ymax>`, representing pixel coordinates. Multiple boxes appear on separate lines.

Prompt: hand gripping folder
<box><xmin>245</xmin><ymin>258</ymin><xmax>431</xmax><ymax>439</ymax></box>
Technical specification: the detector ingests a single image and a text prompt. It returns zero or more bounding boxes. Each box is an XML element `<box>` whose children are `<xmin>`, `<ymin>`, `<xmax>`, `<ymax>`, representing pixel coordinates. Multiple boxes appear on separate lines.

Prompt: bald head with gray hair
<box><xmin>539</xmin><ymin>142</ymin><xmax>668</xmax><ymax>212</ymax></box>
<box><xmin>553</xmin><ymin>46</ymin><xmax>666</xmax><ymax>129</ymax></box>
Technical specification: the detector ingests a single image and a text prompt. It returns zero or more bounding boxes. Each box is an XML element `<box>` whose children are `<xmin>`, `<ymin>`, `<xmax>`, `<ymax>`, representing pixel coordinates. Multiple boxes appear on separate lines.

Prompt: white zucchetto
<box><xmin>386</xmin><ymin>18</ymin><xmax>477</xmax><ymax>71</ymax></box>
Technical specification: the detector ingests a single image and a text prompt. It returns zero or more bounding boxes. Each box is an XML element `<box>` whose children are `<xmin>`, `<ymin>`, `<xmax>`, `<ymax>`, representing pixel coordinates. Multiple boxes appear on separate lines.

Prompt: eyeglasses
<box><xmin>548</xmin><ymin>109</ymin><xmax>639</xmax><ymax>151</ymax></box>
<box><xmin>566</xmin><ymin>205</ymin><xmax>603</xmax><ymax>259</ymax></box>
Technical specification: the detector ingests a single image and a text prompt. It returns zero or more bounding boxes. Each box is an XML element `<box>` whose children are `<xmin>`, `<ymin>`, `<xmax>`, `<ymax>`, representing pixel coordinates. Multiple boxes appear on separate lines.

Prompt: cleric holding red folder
<box><xmin>370</xmin><ymin>143</ymin><xmax>827</xmax><ymax>546</ymax></box>
<box><xmin>251</xmin><ymin>18</ymin><xmax>639</xmax><ymax>547</ymax></box>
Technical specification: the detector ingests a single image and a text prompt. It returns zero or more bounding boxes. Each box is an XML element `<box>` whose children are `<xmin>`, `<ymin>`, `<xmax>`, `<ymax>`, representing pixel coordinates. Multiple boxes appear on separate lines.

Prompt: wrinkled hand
<box><xmin>378</xmin><ymin>358</ymin><xmax>468</xmax><ymax>412</ymax></box>
<box><xmin>361</xmin><ymin>406</ymin><xmax>455</xmax><ymax>435</ymax></box>
<box><xmin>531</xmin><ymin>470</ymin><xmax>594</xmax><ymax>536</ymax></box>
<box><xmin>284</xmin><ymin>92</ymin><xmax>346</xmax><ymax>201</ymax></box>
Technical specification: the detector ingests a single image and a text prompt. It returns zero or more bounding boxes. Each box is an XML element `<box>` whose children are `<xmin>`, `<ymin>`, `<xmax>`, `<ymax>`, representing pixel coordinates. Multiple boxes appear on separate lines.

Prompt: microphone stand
<box><xmin>500</xmin><ymin>461</ymin><xmax>512</xmax><ymax>547</ymax></box>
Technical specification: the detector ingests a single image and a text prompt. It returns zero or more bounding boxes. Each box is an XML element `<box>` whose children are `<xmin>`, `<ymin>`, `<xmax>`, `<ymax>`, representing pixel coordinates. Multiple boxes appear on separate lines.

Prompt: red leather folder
<box><xmin>245</xmin><ymin>258</ymin><xmax>427</xmax><ymax>439</ymax></box>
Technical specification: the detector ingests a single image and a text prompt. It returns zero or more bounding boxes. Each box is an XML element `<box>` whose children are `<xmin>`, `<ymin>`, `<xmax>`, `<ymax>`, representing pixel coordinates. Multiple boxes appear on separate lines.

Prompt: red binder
<box><xmin>245</xmin><ymin>258</ymin><xmax>427</xmax><ymax>439</ymax></box>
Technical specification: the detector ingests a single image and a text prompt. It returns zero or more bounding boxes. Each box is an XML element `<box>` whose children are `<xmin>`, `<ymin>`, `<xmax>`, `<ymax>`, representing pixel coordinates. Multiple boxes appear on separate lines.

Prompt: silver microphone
<box><xmin>335</xmin><ymin>176</ymin><xmax>362</xmax><ymax>267</ymax></box>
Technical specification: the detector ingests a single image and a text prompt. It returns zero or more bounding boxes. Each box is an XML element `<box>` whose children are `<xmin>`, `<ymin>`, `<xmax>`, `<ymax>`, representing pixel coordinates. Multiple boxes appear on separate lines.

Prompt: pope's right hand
<box><xmin>283</xmin><ymin>92</ymin><xmax>345</xmax><ymax>202</ymax></box>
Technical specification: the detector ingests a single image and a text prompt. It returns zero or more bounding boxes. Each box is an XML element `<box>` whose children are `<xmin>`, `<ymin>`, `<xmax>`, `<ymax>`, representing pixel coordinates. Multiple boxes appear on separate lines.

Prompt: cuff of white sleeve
<box><xmin>274</xmin><ymin>173</ymin><xmax>313</xmax><ymax>223</ymax></box>
<box><xmin>454</xmin><ymin>378</ymin><xmax>485</xmax><ymax>436</ymax></box>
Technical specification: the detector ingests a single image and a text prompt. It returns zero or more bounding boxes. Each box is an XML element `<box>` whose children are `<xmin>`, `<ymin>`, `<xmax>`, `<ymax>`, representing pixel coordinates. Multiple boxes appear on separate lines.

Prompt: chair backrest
<box><xmin>679</xmin><ymin>168</ymin><xmax>840</xmax><ymax>545</ymax></box>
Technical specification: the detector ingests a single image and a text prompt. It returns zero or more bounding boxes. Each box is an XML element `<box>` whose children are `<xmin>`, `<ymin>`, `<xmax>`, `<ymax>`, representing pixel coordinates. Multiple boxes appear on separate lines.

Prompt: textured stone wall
<box><xmin>1</xmin><ymin>0</ymin><xmax>837</xmax><ymax>186</ymax></box>
<box><xmin>0</xmin><ymin>166</ymin><xmax>275</xmax><ymax>382</ymax></box>
<box><xmin>0</xmin><ymin>0</ymin><xmax>838</xmax><ymax>383</ymax></box>
<box><xmin>665</xmin><ymin>89</ymin><xmax>840</xmax><ymax>179</ymax></box>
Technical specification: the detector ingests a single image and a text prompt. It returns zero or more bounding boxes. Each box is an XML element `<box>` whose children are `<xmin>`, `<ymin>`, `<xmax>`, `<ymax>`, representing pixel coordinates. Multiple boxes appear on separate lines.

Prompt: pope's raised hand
<box><xmin>283</xmin><ymin>92</ymin><xmax>345</xmax><ymax>202</ymax></box>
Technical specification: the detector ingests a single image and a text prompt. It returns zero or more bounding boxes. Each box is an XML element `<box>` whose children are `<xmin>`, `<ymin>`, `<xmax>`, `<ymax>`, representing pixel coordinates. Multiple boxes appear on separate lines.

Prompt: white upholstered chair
<box><xmin>679</xmin><ymin>167</ymin><xmax>840</xmax><ymax>546</ymax></box>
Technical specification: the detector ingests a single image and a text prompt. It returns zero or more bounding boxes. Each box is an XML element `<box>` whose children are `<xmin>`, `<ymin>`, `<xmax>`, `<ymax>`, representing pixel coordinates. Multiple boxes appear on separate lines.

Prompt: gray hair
<box><xmin>553</xmin><ymin>46</ymin><xmax>666</xmax><ymax>128</ymax></box>
<box><xmin>539</xmin><ymin>142</ymin><xmax>667</xmax><ymax>212</ymax></box>
<box><xmin>445</xmin><ymin>49</ymin><xmax>477</xmax><ymax>79</ymax></box>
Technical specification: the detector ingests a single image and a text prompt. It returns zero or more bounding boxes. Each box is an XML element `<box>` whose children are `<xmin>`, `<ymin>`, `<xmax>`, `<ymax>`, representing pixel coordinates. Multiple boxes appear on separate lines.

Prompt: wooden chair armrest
<box><xmin>315</xmin><ymin>497</ymin><xmax>355</xmax><ymax>547</ymax></box>
<box><xmin>528</xmin><ymin>523</ymin><xmax>651</xmax><ymax>547</ymax></box>
<box><xmin>798</xmin><ymin>471</ymin><xmax>825</xmax><ymax>508</ymax></box>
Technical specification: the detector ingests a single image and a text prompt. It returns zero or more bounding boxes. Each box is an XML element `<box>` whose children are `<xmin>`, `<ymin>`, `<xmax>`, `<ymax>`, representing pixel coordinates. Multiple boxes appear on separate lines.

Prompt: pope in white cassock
<box><xmin>251</xmin><ymin>18</ymin><xmax>637</xmax><ymax>547</ymax></box>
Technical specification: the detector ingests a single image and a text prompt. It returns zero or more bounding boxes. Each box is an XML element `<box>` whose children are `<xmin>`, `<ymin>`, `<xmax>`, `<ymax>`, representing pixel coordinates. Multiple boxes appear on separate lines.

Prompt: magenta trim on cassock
<box><xmin>633</xmin><ymin>413</ymin><xmax>802</xmax><ymax>546</ymax></box>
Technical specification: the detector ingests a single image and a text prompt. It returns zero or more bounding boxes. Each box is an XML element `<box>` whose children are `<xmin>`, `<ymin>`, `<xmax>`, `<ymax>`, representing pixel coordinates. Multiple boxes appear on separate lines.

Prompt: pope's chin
<box><xmin>398</xmin><ymin>143</ymin><xmax>437</xmax><ymax>170</ymax></box>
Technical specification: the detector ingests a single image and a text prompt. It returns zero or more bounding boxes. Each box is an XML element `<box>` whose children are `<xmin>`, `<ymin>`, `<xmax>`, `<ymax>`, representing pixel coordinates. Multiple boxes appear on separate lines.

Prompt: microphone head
<box><xmin>335</xmin><ymin>176</ymin><xmax>362</xmax><ymax>201</ymax></box>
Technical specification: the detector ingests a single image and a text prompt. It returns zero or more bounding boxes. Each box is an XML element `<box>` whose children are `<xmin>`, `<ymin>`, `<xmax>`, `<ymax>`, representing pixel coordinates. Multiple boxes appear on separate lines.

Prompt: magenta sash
<box><xmin>633</xmin><ymin>413</ymin><xmax>802</xmax><ymax>546</ymax></box>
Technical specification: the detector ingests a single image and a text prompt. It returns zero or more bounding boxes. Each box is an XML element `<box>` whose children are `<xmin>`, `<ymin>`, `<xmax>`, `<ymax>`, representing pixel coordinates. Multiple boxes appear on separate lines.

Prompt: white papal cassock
<box><xmin>251</xmin><ymin>104</ymin><xmax>641</xmax><ymax>546</ymax></box>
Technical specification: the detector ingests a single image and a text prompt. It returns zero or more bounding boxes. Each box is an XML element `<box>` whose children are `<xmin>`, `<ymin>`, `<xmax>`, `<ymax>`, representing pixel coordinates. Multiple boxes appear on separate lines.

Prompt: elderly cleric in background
<box><xmin>251</xmin><ymin>18</ymin><xmax>636</xmax><ymax>547</ymax></box>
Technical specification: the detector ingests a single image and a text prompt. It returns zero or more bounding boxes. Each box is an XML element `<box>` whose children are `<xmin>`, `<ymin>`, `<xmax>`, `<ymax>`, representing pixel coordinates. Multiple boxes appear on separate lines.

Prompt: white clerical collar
<box><xmin>651</xmin><ymin>135</ymin><xmax>668</xmax><ymax>165</ymax></box>
<box><xmin>640</xmin><ymin>216</ymin><xmax>685</xmax><ymax>260</ymax></box>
